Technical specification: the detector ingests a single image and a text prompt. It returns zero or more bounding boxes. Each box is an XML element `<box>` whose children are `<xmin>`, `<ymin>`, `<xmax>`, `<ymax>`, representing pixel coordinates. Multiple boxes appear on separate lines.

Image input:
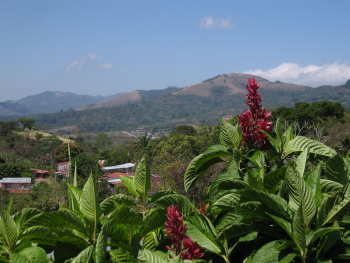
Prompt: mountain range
<box><xmin>0</xmin><ymin>73</ymin><xmax>349</xmax><ymax>132</ymax></box>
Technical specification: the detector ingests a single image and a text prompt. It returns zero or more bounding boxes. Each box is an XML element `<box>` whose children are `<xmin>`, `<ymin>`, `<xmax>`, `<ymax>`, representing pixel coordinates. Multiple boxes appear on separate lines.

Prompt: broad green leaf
<box><xmin>286</xmin><ymin>166</ymin><xmax>316</xmax><ymax>227</ymax></box>
<box><xmin>24</xmin><ymin>208</ymin><xmax>87</xmax><ymax>236</ymax></box>
<box><xmin>216</xmin><ymin>178</ymin><xmax>250</xmax><ymax>191</ymax></box>
<box><xmin>150</xmin><ymin>190</ymin><xmax>177</xmax><ymax>203</ymax></box>
<box><xmin>0</xmin><ymin>207</ymin><xmax>18</xmax><ymax>251</ymax></box>
<box><xmin>227</xmin><ymin>150</ymin><xmax>243</xmax><ymax>179</ymax></box>
<box><xmin>68</xmin><ymin>184</ymin><xmax>83</xmax><ymax>216</ymax></box>
<box><xmin>110</xmin><ymin>248</ymin><xmax>138</xmax><ymax>263</ymax></box>
<box><xmin>283</xmin><ymin>124</ymin><xmax>294</xmax><ymax>145</ymax></box>
<box><xmin>120</xmin><ymin>176</ymin><xmax>139</xmax><ymax>197</ymax></box>
<box><xmin>234</xmin><ymin>201</ymin><xmax>268</xmax><ymax>221</ymax></box>
<box><xmin>284</xmin><ymin>136</ymin><xmax>336</xmax><ymax>158</ymax></box>
<box><xmin>11</xmin><ymin>246</ymin><xmax>49</xmax><ymax>263</ymax></box>
<box><xmin>153</xmin><ymin>194</ymin><xmax>197</xmax><ymax>216</ymax></box>
<box><xmin>264</xmin><ymin>166</ymin><xmax>288</xmax><ymax>193</ymax></box>
<box><xmin>268</xmin><ymin>213</ymin><xmax>293</xmax><ymax>239</ymax></box>
<box><xmin>96</xmin><ymin>221</ymin><xmax>110</xmax><ymax>263</ymax></box>
<box><xmin>71</xmin><ymin>245</ymin><xmax>93</xmax><ymax>263</ymax></box>
<box><xmin>275</xmin><ymin>118</ymin><xmax>284</xmax><ymax>140</ymax></box>
<box><xmin>324</xmin><ymin>154</ymin><xmax>350</xmax><ymax>185</ymax></box>
<box><xmin>305</xmin><ymin>226</ymin><xmax>341</xmax><ymax>248</ymax></box>
<box><xmin>5</xmin><ymin>197</ymin><xmax>13</xmax><ymax>215</ymax></box>
<box><xmin>293</xmin><ymin>205</ymin><xmax>306</xmax><ymax>260</ymax></box>
<box><xmin>100</xmin><ymin>194</ymin><xmax>136</xmax><ymax>215</ymax></box>
<box><xmin>142</xmin><ymin>229</ymin><xmax>164</xmax><ymax>250</ymax></box>
<box><xmin>141</xmin><ymin>209</ymin><xmax>167</xmax><ymax>235</ymax></box>
<box><xmin>80</xmin><ymin>173</ymin><xmax>103</xmax><ymax>229</ymax></box>
<box><xmin>19</xmin><ymin>226</ymin><xmax>60</xmax><ymax>243</ymax></box>
<box><xmin>217</xmin><ymin>222</ymin><xmax>257</xmax><ymax>239</ymax></box>
<box><xmin>108</xmin><ymin>206</ymin><xmax>143</xmax><ymax>225</ymax></box>
<box><xmin>213</xmin><ymin>192</ymin><xmax>241</xmax><ymax>210</ymax></box>
<box><xmin>134</xmin><ymin>155</ymin><xmax>151</xmax><ymax>198</ymax></box>
<box><xmin>216</xmin><ymin>212</ymin><xmax>245</xmax><ymax>234</ymax></box>
<box><xmin>219</xmin><ymin>119</ymin><xmax>241</xmax><ymax>149</ymax></box>
<box><xmin>239</xmin><ymin>189</ymin><xmax>290</xmax><ymax>219</ymax></box>
<box><xmin>320</xmin><ymin>179</ymin><xmax>343</xmax><ymax>194</ymax></box>
<box><xmin>184</xmin><ymin>144</ymin><xmax>231</xmax><ymax>192</ymax></box>
<box><xmin>245</xmin><ymin>168</ymin><xmax>264</xmax><ymax>191</ymax></box>
<box><xmin>186</xmin><ymin>213</ymin><xmax>223</xmax><ymax>255</ymax></box>
<box><xmin>295</xmin><ymin>149</ymin><xmax>308</xmax><ymax>177</ymax></box>
<box><xmin>207</xmin><ymin>172</ymin><xmax>233</xmax><ymax>201</ymax></box>
<box><xmin>261</xmin><ymin>130</ymin><xmax>281</xmax><ymax>153</ymax></box>
<box><xmin>317</xmin><ymin>182</ymin><xmax>350</xmax><ymax>226</ymax></box>
<box><xmin>13</xmin><ymin>208</ymin><xmax>42</xmax><ymax>232</ymax></box>
<box><xmin>139</xmin><ymin>249</ymin><xmax>168</xmax><ymax>263</ymax></box>
<box><xmin>246</xmin><ymin>150</ymin><xmax>265</xmax><ymax>169</ymax></box>
<box><xmin>244</xmin><ymin>240</ymin><xmax>297</xmax><ymax>263</ymax></box>
<box><xmin>304</xmin><ymin>163</ymin><xmax>323</xmax><ymax>207</ymax></box>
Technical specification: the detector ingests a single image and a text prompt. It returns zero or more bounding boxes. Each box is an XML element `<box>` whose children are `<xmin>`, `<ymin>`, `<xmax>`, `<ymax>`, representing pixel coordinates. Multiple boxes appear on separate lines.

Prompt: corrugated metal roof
<box><xmin>0</xmin><ymin>178</ymin><xmax>31</xmax><ymax>184</ymax></box>
<box><xmin>102</xmin><ymin>163</ymin><xmax>135</xmax><ymax>170</ymax></box>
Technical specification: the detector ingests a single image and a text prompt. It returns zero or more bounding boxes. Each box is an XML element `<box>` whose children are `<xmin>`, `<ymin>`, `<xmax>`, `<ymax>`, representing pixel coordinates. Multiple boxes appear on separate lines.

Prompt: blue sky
<box><xmin>1</xmin><ymin>1</ymin><xmax>350</xmax><ymax>101</ymax></box>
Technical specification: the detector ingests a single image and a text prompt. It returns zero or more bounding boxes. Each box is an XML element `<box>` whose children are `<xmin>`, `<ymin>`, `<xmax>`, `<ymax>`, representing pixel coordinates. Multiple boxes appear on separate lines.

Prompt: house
<box><xmin>102</xmin><ymin>163</ymin><xmax>135</xmax><ymax>175</ymax></box>
<box><xmin>0</xmin><ymin>177</ymin><xmax>31</xmax><ymax>193</ymax></box>
<box><xmin>57</xmin><ymin>161</ymin><xmax>70</xmax><ymax>176</ymax></box>
<box><xmin>30</xmin><ymin>168</ymin><xmax>49</xmax><ymax>179</ymax></box>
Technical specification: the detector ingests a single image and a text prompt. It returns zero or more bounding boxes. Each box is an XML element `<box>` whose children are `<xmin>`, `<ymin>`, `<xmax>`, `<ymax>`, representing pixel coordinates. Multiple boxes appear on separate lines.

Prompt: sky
<box><xmin>1</xmin><ymin>1</ymin><xmax>350</xmax><ymax>101</ymax></box>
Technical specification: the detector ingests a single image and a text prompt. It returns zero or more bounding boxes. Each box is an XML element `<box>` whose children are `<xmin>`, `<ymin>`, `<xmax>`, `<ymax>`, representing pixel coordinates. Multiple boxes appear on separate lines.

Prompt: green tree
<box><xmin>0</xmin><ymin>120</ymin><xmax>19</xmax><ymax>136</ymax></box>
<box><xmin>94</xmin><ymin>132</ymin><xmax>112</xmax><ymax>151</ymax></box>
<box><xmin>71</xmin><ymin>153</ymin><xmax>103</xmax><ymax>179</ymax></box>
<box><xmin>18</xmin><ymin>118</ymin><xmax>36</xmax><ymax>130</ymax></box>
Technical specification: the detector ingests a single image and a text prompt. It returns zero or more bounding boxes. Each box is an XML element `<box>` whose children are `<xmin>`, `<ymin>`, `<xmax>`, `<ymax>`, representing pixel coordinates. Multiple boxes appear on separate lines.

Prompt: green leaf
<box><xmin>219</xmin><ymin>119</ymin><xmax>241</xmax><ymax>149</ymax></box>
<box><xmin>286</xmin><ymin>166</ymin><xmax>316</xmax><ymax>227</ymax></box>
<box><xmin>263</xmin><ymin>166</ymin><xmax>288</xmax><ymax>193</ymax></box>
<box><xmin>100</xmin><ymin>194</ymin><xmax>136</xmax><ymax>215</ymax></box>
<box><xmin>141</xmin><ymin>209</ymin><xmax>167</xmax><ymax>235</ymax></box>
<box><xmin>216</xmin><ymin>212</ymin><xmax>245</xmax><ymax>234</ymax></box>
<box><xmin>80</xmin><ymin>173</ymin><xmax>103</xmax><ymax>228</ymax></box>
<box><xmin>153</xmin><ymin>194</ymin><xmax>197</xmax><ymax>216</ymax></box>
<box><xmin>120</xmin><ymin>175</ymin><xmax>139</xmax><ymax>197</ymax></box>
<box><xmin>245</xmin><ymin>240</ymin><xmax>297</xmax><ymax>263</ymax></box>
<box><xmin>71</xmin><ymin>245</ymin><xmax>94</xmax><ymax>263</ymax></box>
<box><xmin>108</xmin><ymin>206</ymin><xmax>143</xmax><ymax>225</ymax></box>
<box><xmin>67</xmin><ymin>184</ymin><xmax>83</xmax><ymax>216</ymax></box>
<box><xmin>150</xmin><ymin>190</ymin><xmax>178</xmax><ymax>203</ymax></box>
<box><xmin>261</xmin><ymin>130</ymin><xmax>281</xmax><ymax>153</ymax></box>
<box><xmin>245</xmin><ymin>168</ymin><xmax>264</xmax><ymax>191</ymax></box>
<box><xmin>19</xmin><ymin>226</ymin><xmax>60</xmax><ymax>243</ymax></box>
<box><xmin>184</xmin><ymin>144</ymin><xmax>231</xmax><ymax>192</ymax></box>
<box><xmin>239</xmin><ymin>189</ymin><xmax>290</xmax><ymax>219</ymax></box>
<box><xmin>139</xmin><ymin>249</ymin><xmax>168</xmax><ymax>263</ymax></box>
<box><xmin>217</xmin><ymin>178</ymin><xmax>250</xmax><ymax>191</ymax></box>
<box><xmin>10</xmin><ymin>246</ymin><xmax>49</xmax><ymax>263</ymax></box>
<box><xmin>268</xmin><ymin>213</ymin><xmax>293</xmax><ymax>239</ymax></box>
<box><xmin>317</xmin><ymin>181</ymin><xmax>350</xmax><ymax>226</ymax></box>
<box><xmin>284</xmin><ymin>136</ymin><xmax>337</xmax><ymax>158</ymax></box>
<box><xmin>24</xmin><ymin>208</ymin><xmax>87</xmax><ymax>236</ymax></box>
<box><xmin>0</xmin><ymin>207</ymin><xmax>18</xmax><ymax>251</ymax></box>
<box><xmin>304</xmin><ymin>163</ymin><xmax>323</xmax><ymax>207</ymax></box>
<box><xmin>295</xmin><ymin>149</ymin><xmax>308</xmax><ymax>177</ymax></box>
<box><xmin>293</xmin><ymin>205</ymin><xmax>306</xmax><ymax>260</ymax></box>
<box><xmin>246</xmin><ymin>150</ymin><xmax>266</xmax><ymax>169</ymax></box>
<box><xmin>234</xmin><ymin>201</ymin><xmax>268</xmax><ymax>221</ymax></box>
<box><xmin>324</xmin><ymin>154</ymin><xmax>350</xmax><ymax>185</ymax></box>
<box><xmin>213</xmin><ymin>192</ymin><xmax>241</xmax><ymax>210</ymax></box>
<box><xmin>186</xmin><ymin>213</ymin><xmax>223</xmax><ymax>255</ymax></box>
<box><xmin>96</xmin><ymin>221</ymin><xmax>110</xmax><ymax>263</ymax></box>
<box><xmin>13</xmin><ymin>208</ymin><xmax>42</xmax><ymax>232</ymax></box>
<box><xmin>320</xmin><ymin>179</ymin><xmax>343</xmax><ymax>194</ymax></box>
<box><xmin>275</xmin><ymin>118</ymin><xmax>284</xmax><ymax>140</ymax></box>
<box><xmin>133</xmin><ymin>155</ymin><xmax>151</xmax><ymax>199</ymax></box>
<box><xmin>110</xmin><ymin>248</ymin><xmax>138</xmax><ymax>263</ymax></box>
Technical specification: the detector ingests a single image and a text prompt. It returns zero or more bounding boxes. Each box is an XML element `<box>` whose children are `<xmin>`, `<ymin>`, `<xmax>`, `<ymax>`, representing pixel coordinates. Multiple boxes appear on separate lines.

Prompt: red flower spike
<box><xmin>165</xmin><ymin>205</ymin><xmax>204</xmax><ymax>259</ymax></box>
<box><xmin>238</xmin><ymin>78</ymin><xmax>273</xmax><ymax>149</ymax></box>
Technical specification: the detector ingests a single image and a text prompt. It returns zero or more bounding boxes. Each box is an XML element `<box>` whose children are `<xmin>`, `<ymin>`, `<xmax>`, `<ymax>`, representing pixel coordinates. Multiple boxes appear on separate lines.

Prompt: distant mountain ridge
<box><xmin>1</xmin><ymin>73</ymin><xmax>350</xmax><ymax>133</ymax></box>
<box><xmin>0</xmin><ymin>91</ymin><xmax>127</xmax><ymax>115</ymax></box>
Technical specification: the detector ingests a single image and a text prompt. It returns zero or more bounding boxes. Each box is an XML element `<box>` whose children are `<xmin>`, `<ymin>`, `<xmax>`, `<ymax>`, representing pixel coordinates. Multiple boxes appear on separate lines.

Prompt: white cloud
<box><xmin>98</xmin><ymin>63</ymin><xmax>114</xmax><ymax>69</ymax></box>
<box><xmin>199</xmin><ymin>16</ymin><xmax>235</xmax><ymax>29</ymax></box>
<box><xmin>64</xmin><ymin>53</ymin><xmax>102</xmax><ymax>72</ymax></box>
<box><xmin>244</xmin><ymin>62</ymin><xmax>350</xmax><ymax>87</ymax></box>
